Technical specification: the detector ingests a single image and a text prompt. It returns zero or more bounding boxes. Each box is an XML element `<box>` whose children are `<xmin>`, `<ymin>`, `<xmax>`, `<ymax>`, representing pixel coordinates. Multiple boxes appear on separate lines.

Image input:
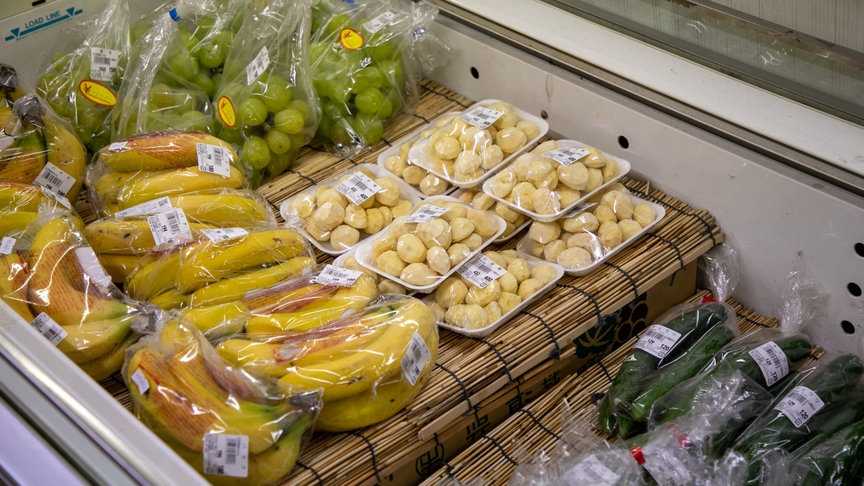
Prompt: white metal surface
<box><xmin>429</xmin><ymin>16</ymin><xmax>864</xmax><ymax>353</ymax></box>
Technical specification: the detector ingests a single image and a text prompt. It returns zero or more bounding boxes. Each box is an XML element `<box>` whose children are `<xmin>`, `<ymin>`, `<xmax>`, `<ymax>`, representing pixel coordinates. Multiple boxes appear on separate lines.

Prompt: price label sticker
<box><xmin>312</xmin><ymin>265</ymin><xmax>363</xmax><ymax>287</ymax></box>
<box><xmin>108</xmin><ymin>141</ymin><xmax>127</xmax><ymax>151</ymax></box>
<box><xmin>147</xmin><ymin>209</ymin><xmax>193</xmax><ymax>247</ymax></box>
<box><xmin>561</xmin><ymin>455</ymin><xmax>620</xmax><ymax>485</ymax></box>
<box><xmin>130</xmin><ymin>369</ymin><xmax>150</xmax><ymax>395</ymax></box>
<box><xmin>363</xmin><ymin>11</ymin><xmax>397</xmax><ymax>33</ymax></box>
<box><xmin>39</xmin><ymin>186</ymin><xmax>71</xmax><ymax>209</ymax></box>
<box><xmin>749</xmin><ymin>341</ymin><xmax>789</xmax><ymax>387</ymax></box>
<box><xmin>457</xmin><ymin>107</ymin><xmax>503</xmax><ymax>129</ymax></box>
<box><xmin>405</xmin><ymin>205</ymin><xmax>449</xmax><ymax>223</ymax></box>
<box><xmin>335</xmin><ymin>172</ymin><xmax>382</xmax><ymax>205</ymax></box>
<box><xmin>643</xmin><ymin>453</ymin><xmax>692</xmax><ymax>486</ymax></box>
<box><xmin>458</xmin><ymin>255</ymin><xmax>506</xmax><ymax>289</ymax></box>
<box><xmin>115</xmin><ymin>197</ymin><xmax>173</xmax><ymax>218</ymax></box>
<box><xmin>201</xmin><ymin>228</ymin><xmax>248</xmax><ymax>243</ymax></box>
<box><xmin>634</xmin><ymin>324</ymin><xmax>682</xmax><ymax>359</ymax></box>
<box><xmin>30</xmin><ymin>313</ymin><xmax>67</xmax><ymax>346</ymax></box>
<box><xmin>196</xmin><ymin>143</ymin><xmax>231</xmax><ymax>178</ymax></box>
<box><xmin>774</xmin><ymin>386</ymin><xmax>825</xmax><ymax>428</ymax></box>
<box><xmin>89</xmin><ymin>47</ymin><xmax>121</xmax><ymax>82</ymax></box>
<box><xmin>542</xmin><ymin>147</ymin><xmax>590</xmax><ymax>166</ymax></box>
<box><xmin>0</xmin><ymin>237</ymin><xmax>16</xmax><ymax>255</ymax></box>
<box><xmin>203</xmin><ymin>433</ymin><xmax>249</xmax><ymax>478</ymax></box>
<box><xmin>75</xmin><ymin>247</ymin><xmax>112</xmax><ymax>288</ymax></box>
<box><xmin>34</xmin><ymin>162</ymin><xmax>76</xmax><ymax>199</ymax></box>
<box><xmin>401</xmin><ymin>332</ymin><xmax>431</xmax><ymax>385</ymax></box>
<box><xmin>245</xmin><ymin>46</ymin><xmax>270</xmax><ymax>85</ymax></box>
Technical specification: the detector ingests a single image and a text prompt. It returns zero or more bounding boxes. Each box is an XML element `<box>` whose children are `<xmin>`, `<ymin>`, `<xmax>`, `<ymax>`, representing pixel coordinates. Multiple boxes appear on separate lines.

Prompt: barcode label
<box><xmin>561</xmin><ymin>455</ymin><xmax>620</xmax><ymax>485</ymax></box>
<box><xmin>203</xmin><ymin>433</ymin><xmax>249</xmax><ymax>477</ymax></box>
<box><xmin>774</xmin><ymin>386</ymin><xmax>825</xmax><ymax>428</ymax></box>
<box><xmin>130</xmin><ymin>369</ymin><xmax>149</xmax><ymax>395</ymax></box>
<box><xmin>39</xmin><ymin>186</ymin><xmax>71</xmax><ymax>209</ymax></box>
<box><xmin>405</xmin><ymin>205</ymin><xmax>449</xmax><ymax>223</ymax></box>
<box><xmin>749</xmin><ymin>341</ymin><xmax>789</xmax><ymax>387</ymax></box>
<box><xmin>201</xmin><ymin>228</ymin><xmax>249</xmax><ymax>243</ymax></box>
<box><xmin>643</xmin><ymin>453</ymin><xmax>692</xmax><ymax>486</ymax></box>
<box><xmin>312</xmin><ymin>264</ymin><xmax>363</xmax><ymax>287</ymax></box>
<box><xmin>634</xmin><ymin>324</ymin><xmax>682</xmax><ymax>359</ymax></box>
<box><xmin>457</xmin><ymin>255</ymin><xmax>507</xmax><ymax>289</ymax></box>
<box><xmin>458</xmin><ymin>107</ymin><xmax>504</xmax><ymax>129</ymax></box>
<box><xmin>147</xmin><ymin>209</ymin><xmax>193</xmax><ymax>247</ymax></box>
<box><xmin>30</xmin><ymin>313</ymin><xmax>67</xmax><ymax>346</ymax></box>
<box><xmin>363</xmin><ymin>11</ymin><xmax>396</xmax><ymax>33</ymax></box>
<box><xmin>108</xmin><ymin>141</ymin><xmax>127</xmax><ymax>151</ymax></box>
<box><xmin>335</xmin><ymin>172</ymin><xmax>382</xmax><ymax>205</ymax></box>
<box><xmin>196</xmin><ymin>143</ymin><xmax>231</xmax><ymax>178</ymax></box>
<box><xmin>542</xmin><ymin>147</ymin><xmax>591</xmax><ymax>166</ymax></box>
<box><xmin>401</xmin><ymin>332</ymin><xmax>431</xmax><ymax>385</ymax></box>
<box><xmin>115</xmin><ymin>197</ymin><xmax>173</xmax><ymax>218</ymax></box>
<box><xmin>245</xmin><ymin>46</ymin><xmax>270</xmax><ymax>85</ymax></box>
<box><xmin>0</xmin><ymin>237</ymin><xmax>16</xmax><ymax>254</ymax></box>
<box><xmin>34</xmin><ymin>162</ymin><xmax>76</xmax><ymax>198</ymax></box>
<box><xmin>89</xmin><ymin>47</ymin><xmax>121</xmax><ymax>82</ymax></box>
<box><xmin>75</xmin><ymin>247</ymin><xmax>112</xmax><ymax>288</ymax></box>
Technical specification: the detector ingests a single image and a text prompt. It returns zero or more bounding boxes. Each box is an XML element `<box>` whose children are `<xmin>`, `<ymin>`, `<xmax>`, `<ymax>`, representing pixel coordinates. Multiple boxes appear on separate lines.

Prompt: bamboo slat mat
<box><xmin>418</xmin><ymin>292</ymin><xmax>825</xmax><ymax>486</ymax></box>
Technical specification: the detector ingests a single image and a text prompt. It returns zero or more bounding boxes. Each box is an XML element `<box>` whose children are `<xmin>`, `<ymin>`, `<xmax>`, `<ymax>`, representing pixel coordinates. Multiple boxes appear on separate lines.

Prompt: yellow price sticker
<box><xmin>78</xmin><ymin>80</ymin><xmax>116</xmax><ymax>107</ymax></box>
<box><xmin>339</xmin><ymin>28</ymin><xmax>364</xmax><ymax>50</ymax></box>
<box><xmin>216</xmin><ymin>96</ymin><xmax>237</xmax><ymax>128</ymax></box>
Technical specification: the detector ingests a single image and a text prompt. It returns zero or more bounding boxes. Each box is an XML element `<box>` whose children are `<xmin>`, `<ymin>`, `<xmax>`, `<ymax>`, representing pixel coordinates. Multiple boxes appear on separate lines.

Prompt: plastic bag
<box><xmin>383</xmin><ymin>113</ymin><xmax>456</xmax><ymax>196</ymax></box>
<box><xmin>0</xmin><ymin>182</ymin><xmax>62</xmax><ymax>239</ymax></box>
<box><xmin>598</xmin><ymin>242</ymin><xmax>740</xmax><ymax>437</ymax></box>
<box><xmin>356</xmin><ymin>198</ymin><xmax>505</xmax><ymax>291</ymax></box>
<box><xmin>789</xmin><ymin>418</ymin><xmax>864</xmax><ymax>485</ymax></box>
<box><xmin>310</xmin><ymin>0</ymin><xmax>446</xmax><ymax>154</ymax></box>
<box><xmin>0</xmin><ymin>63</ymin><xmax>31</xmax><ymax>107</ymax></box>
<box><xmin>341</xmin><ymin>252</ymin><xmax>409</xmax><ymax>295</ymax></box>
<box><xmin>0</xmin><ymin>206</ymin><xmax>151</xmax><ymax>380</ymax></box>
<box><xmin>123</xmin><ymin>313</ymin><xmax>321</xmax><ymax>485</ymax></box>
<box><xmin>35</xmin><ymin>0</ymin><xmax>129</xmax><ymax>153</ymax></box>
<box><xmin>85</xmin><ymin>130</ymin><xmax>248</xmax><ymax>216</ymax></box>
<box><xmin>214</xmin><ymin>295</ymin><xmax>438</xmax><ymax>432</ymax></box>
<box><xmin>212</xmin><ymin>0</ymin><xmax>320</xmax><ymax>183</ymax></box>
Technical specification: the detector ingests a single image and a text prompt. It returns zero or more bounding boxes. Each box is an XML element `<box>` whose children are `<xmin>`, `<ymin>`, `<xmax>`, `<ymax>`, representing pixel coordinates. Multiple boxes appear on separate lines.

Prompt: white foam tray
<box><xmin>279</xmin><ymin>164</ymin><xmax>422</xmax><ymax>256</ymax></box>
<box><xmin>352</xmin><ymin>196</ymin><xmax>507</xmax><ymax>293</ymax></box>
<box><xmin>482</xmin><ymin>139</ymin><xmax>632</xmax><ymax>223</ymax></box>
<box><xmin>407</xmin><ymin>99</ymin><xmax>550</xmax><ymax>189</ymax></box>
<box><xmin>424</xmin><ymin>255</ymin><xmax>565</xmax><ymax>338</ymax></box>
<box><xmin>515</xmin><ymin>195</ymin><xmax>666</xmax><ymax>276</ymax></box>
<box><xmin>450</xmin><ymin>188</ymin><xmax>530</xmax><ymax>243</ymax></box>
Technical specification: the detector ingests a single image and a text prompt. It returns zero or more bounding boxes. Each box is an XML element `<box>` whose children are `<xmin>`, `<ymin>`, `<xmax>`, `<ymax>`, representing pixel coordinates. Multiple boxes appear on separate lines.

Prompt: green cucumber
<box><xmin>598</xmin><ymin>393</ymin><xmax>617</xmax><ymax>435</ymax></box>
<box><xmin>618</xmin><ymin>415</ymin><xmax>645</xmax><ymax>439</ymax></box>
<box><xmin>791</xmin><ymin>395</ymin><xmax>864</xmax><ymax>460</ymax></box>
<box><xmin>796</xmin><ymin>418</ymin><xmax>864</xmax><ymax>486</ymax></box>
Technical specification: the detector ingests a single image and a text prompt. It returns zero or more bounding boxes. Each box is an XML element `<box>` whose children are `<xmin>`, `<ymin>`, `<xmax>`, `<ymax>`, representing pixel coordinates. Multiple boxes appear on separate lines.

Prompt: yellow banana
<box><xmin>0</xmin><ymin>181</ymin><xmax>44</xmax><ymax>212</ymax></box>
<box><xmin>0</xmin><ymin>210</ymin><xmax>38</xmax><ymax>237</ymax></box>
<box><xmin>84</xmin><ymin>218</ymin><xmax>216</xmax><ymax>254</ymax></box>
<box><xmin>126</xmin><ymin>251</ymin><xmax>182</xmax><ymax>301</ymax></box>
<box><xmin>101</xmin><ymin>131</ymin><xmax>238</xmax><ymax>171</ymax></box>
<box><xmin>149</xmin><ymin>289</ymin><xmax>188</xmax><ymax>310</ymax></box>
<box><xmin>117</xmin><ymin>166</ymin><xmax>244</xmax><ymax>209</ymax></box>
<box><xmin>181</xmin><ymin>302</ymin><xmax>248</xmax><ymax>336</ymax></box>
<box><xmin>0</xmin><ymin>129</ymin><xmax>46</xmax><ymax>182</ymax></box>
<box><xmin>78</xmin><ymin>334</ymin><xmax>137</xmax><ymax>382</ymax></box>
<box><xmin>185</xmin><ymin>257</ymin><xmax>314</xmax><ymax>308</ymax></box>
<box><xmin>0</xmin><ymin>252</ymin><xmax>35</xmax><ymax>321</ymax></box>
<box><xmin>168</xmin><ymin>192</ymin><xmax>273</xmax><ymax>227</ymax></box>
<box><xmin>96</xmin><ymin>253</ymin><xmax>144</xmax><ymax>284</ymax></box>
<box><xmin>56</xmin><ymin>313</ymin><xmax>135</xmax><ymax>364</ymax></box>
<box><xmin>0</xmin><ymin>101</ymin><xmax>11</xmax><ymax>128</ymax></box>
<box><xmin>43</xmin><ymin>117</ymin><xmax>86</xmax><ymax>202</ymax></box>
<box><xmin>93</xmin><ymin>169</ymin><xmax>155</xmax><ymax>202</ymax></box>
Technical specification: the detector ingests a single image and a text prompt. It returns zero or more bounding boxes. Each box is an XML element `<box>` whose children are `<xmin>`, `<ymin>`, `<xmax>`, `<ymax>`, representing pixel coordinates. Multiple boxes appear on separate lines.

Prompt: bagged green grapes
<box><xmin>310</xmin><ymin>0</ymin><xmax>449</xmax><ymax>154</ymax></box>
<box><xmin>212</xmin><ymin>0</ymin><xmax>320</xmax><ymax>182</ymax></box>
<box><xmin>35</xmin><ymin>0</ymin><xmax>130</xmax><ymax>153</ymax></box>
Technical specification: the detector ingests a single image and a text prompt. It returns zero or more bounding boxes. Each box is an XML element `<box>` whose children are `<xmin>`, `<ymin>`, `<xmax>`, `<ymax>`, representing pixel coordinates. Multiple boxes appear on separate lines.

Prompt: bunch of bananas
<box><xmin>0</xmin><ymin>214</ymin><xmax>147</xmax><ymax>380</ymax></box>
<box><xmin>86</xmin><ymin>131</ymin><xmax>246</xmax><ymax>216</ymax></box>
<box><xmin>0</xmin><ymin>96</ymin><xmax>87</xmax><ymax>202</ymax></box>
<box><xmin>217</xmin><ymin>296</ymin><xmax>438</xmax><ymax>432</ymax></box>
<box><xmin>125</xmin><ymin>316</ymin><xmax>320</xmax><ymax>486</ymax></box>
<box><xmin>0</xmin><ymin>181</ymin><xmax>47</xmax><ymax>237</ymax></box>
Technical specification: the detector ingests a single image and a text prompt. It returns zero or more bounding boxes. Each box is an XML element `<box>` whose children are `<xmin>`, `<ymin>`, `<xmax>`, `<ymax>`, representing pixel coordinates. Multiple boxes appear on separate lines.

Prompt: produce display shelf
<box><xmin>419</xmin><ymin>291</ymin><xmax>823</xmax><ymax>486</ymax></box>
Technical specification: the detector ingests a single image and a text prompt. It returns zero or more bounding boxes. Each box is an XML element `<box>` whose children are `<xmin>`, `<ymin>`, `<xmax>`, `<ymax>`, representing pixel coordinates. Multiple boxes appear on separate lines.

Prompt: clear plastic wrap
<box><xmin>212</xmin><ymin>0</ymin><xmax>320</xmax><ymax>183</ymax></box>
<box><xmin>214</xmin><ymin>295</ymin><xmax>438</xmax><ymax>432</ymax></box>
<box><xmin>353</xmin><ymin>197</ymin><xmax>505</xmax><ymax>291</ymax></box>
<box><xmin>0</xmin><ymin>206</ymin><xmax>151</xmax><ymax>380</ymax></box>
<box><xmin>0</xmin><ymin>182</ymin><xmax>63</xmax><ymax>238</ymax></box>
<box><xmin>337</xmin><ymin>250</ymin><xmax>409</xmax><ymax>296</ymax></box>
<box><xmin>379</xmin><ymin>112</ymin><xmax>458</xmax><ymax>197</ymax></box>
<box><xmin>310</xmin><ymin>0</ymin><xmax>447</xmax><ymax>154</ymax></box>
<box><xmin>281</xmin><ymin>164</ymin><xmax>419</xmax><ymax>255</ymax></box>
<box><xmin>85</xmin><ymin>130</ymin><xmax>248</xmax><ymax>216</ymax></box>
<box><xmin>35</xmin><ymin>0</ymin><xmax>130</xmax><ymax>153</ymax></box>
<box><xmin>0</xmin><ymin>96</ymin><xmax>87</xmax><ymax>203</ymax></box>
<box><xmin>455</xmin><ymin>188</ymin><xmax>530</xmax><ymax>241</ymax></box>
<box><xmin>599</xmin><ymin>242</ymin><xmax>740</xmax><ymax>437</ymax></box>
<box><xmin>0</xmin><ymin>63</ymin><xmax>32</xmax><ymax>109</ymax></box>
<box><xmin>789</xmin><ymin>418</ymin><xmax>864</xmax><ymax>486</ymax></box>
<box><xmin>123</xmin><ymin>313</ymin><xmax>321</xmax><ymax>485</ymax></box>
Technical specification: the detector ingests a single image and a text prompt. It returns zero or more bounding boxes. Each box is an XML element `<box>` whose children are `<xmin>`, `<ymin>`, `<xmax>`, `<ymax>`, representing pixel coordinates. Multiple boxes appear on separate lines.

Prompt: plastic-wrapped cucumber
<box><xmin>793</xmin><ymin>418</ymin><xmax>864</xmax><ymax>486</ymax></box>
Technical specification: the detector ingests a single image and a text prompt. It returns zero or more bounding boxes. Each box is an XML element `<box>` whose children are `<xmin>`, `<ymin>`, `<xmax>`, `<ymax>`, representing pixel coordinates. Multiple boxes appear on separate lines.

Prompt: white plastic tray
<box><xmin>353</xmin><ymin>196</ymin><xmax>507</xmax><ymax>293</ymax></box>
<box><xmin>408</xmin><ymin>99</ymin><xmax>550</xmax><ymax>189</ymax></box>
<box><xmin>377</xmin><ymin>112</ymin><xmax>462</xmax><ymax>199</ymax></box>
<box><xmin>451</xmin><ymin>188</ymin><xmax>530</xmax><ymax>243</ymax></box>
<box><xmin>515</xmin><ymin>195</ymin><xmax>666</xmax><ymax>276</ymax></box>
<box><xmin>424</xmin><ymin>255</ymin><xmax>565</xmax><ymax>338</ymax></box>
<box><xmin>279</xmin><ymin>164</ymin><xmax>422</xmax><ymax>256</ymax></box>
<box><xmin>482</xmin><ymin>140</ymin><xmax>632</xmax><ymax>223</ymax></box>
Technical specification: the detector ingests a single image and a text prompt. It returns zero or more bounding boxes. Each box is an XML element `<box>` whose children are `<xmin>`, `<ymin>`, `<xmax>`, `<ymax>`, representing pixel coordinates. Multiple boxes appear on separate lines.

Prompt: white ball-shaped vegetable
<box><xmin>557</xmin><ymin>247</ymin><xmax>593</xmax><ymax>270</ymax></box>
<box><xmin>528</xmin><ymin>221</ymin><xmax>561</xmax><ymax>244</ymax></box>
<box><xmin>633</xmin><ymin>203</ymin><xmax>657</xmax><ymax>227</ymax></box>
<box><xmin>397</xmin><ymin>233</ymin><xmax>427</xmax><ymax>263</ymax></box>
<box><xmin>400</xmin><ymin>263</ymin><xmax>438</xmax><ymax>286</ymax></box>
<box><xmin>427</xmin><ymin>246</ymin><xmax>452</xmax><ymax>274</ymax></box>
<box><xmin>384</xmin><ymin>155</ymin><xmax>407</xmax><ymax>176</ymax></box>
<box><xmin>530</xmin><ymin>265</ymin><xmax>558</xmax><ymax>285</ymax></box>
<box><xmin>312</xmin><ymin>202</ymin><xmax>345</xmax><ymax>231</ymax></box>
<box><xmin>291</xmin><ymin>193</ymin><xmax>316</xmax><ymax>219</ymax></box>
<box><xmin>598</xmin><ymin>221</ymin><xmax>623</xmax><ymax>250</ymax></box>
<box><xmin>377</xmin><ymin>250</ymin><xmax>406</xmax><ymax>277</ymax></box>
<box><xmin>436</xmin><ymin>277</ymin><xmax>468</xmax><ymax>308</ymax></box>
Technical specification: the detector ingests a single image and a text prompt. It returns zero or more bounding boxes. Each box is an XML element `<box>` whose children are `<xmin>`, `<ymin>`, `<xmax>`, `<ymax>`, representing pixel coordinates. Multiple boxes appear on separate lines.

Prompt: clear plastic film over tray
<box><xmin>280</xmin><ymin>164</ymin><xmax>421</xmax><ymax>255</ymax></box>
<box><xmin>452</xmin><ymin>188</ymin><xmax>530</xmax><ymax>242</ymax></box>
<box><xmin>353</xmin><ymin>196</ymin><xmax>506</xmax><ymax>292</ymax></box>
<box><xmin>483</xmin><ymin>139</ymin><xmax>631</xmax><ymax>222</ymax></box>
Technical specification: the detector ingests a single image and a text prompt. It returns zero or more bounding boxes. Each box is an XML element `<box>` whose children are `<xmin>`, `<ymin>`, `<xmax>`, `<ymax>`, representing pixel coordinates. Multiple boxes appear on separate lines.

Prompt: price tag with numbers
<box><xmin>90</xmin><ymin>47</ymin><xmax>121</xmax><ymax>82</ymax></box>
<box><xmin>30</xmin><ymin>313</ymin><xmax>67</xmax><ymax>346</ymax></box>
<box><xmin>401</xmin><ymin>332</ymin><xmax>431</xmax><ymax>385</ymax></box>
<box><xmin>405</xmin><ymin>205</ymin><xmax>449</xmax><ymax>223</ymax></box>
<box><xmin>34</xmin><ymin>162</ymin><xmax>76</xmax><ymax>199</ymax></box>
<box><xmin>561</xmin><ymin>455</ymin><xmax>620</xmax><ymax>485</ymax></box>
<box><xmin>633</xmin><ymin>324</ymin><xmax>682</xmax><ymax>359</ymax></box>
<box><xmin>115</xmin><ymin>197</ymin><xmax>172</xmax><ymax>218</ymax></box>
<box><xmin>458</xmin><ymin>107</ymin><xmax>503</xmax><ymax>129</ymax></box>
<box><xmin>201</xmin><ymin>228</ymin><xmax>249</xmax><ymax>243</ymax></box>
<box><xmin>147</xmin><ymin>209</ymin><xmax>193</xmax><ymax>247</ymax></box>
<box><xmin>542</xmin><ymin>147</ymin><xmax>591</xmax><ymax>166</ymax></box>
<box><xmin>0</xmin><ymin>237</ymin><xmax>15</xmax><ymax>255</ymax></box>
<box><xmin>312</xmin><ymin>265</ymin><xmax>363</xmax><ymax>287</ymax></box>
<box><xmin>335</xmin><ymin>172</ymin><xmax>382</xmax><ymax>205</ymax></box>
<box><xmin>749</xmin><ymin>341</ymin><xmax>789</xmax><ymax>387</ymax></box>
<box><xmin>457</xmin><ymin>255</ymin><xmax>506</xmax><ymax>289</ymax></box>
<box><xmin>774</xmin><ymin>386</ymin><xmax>825</xmax><ymax>427</ymax></box>
<box><xmin>363</xmin><ymin>11</ymin><xmax>396</xmax><ymax>33</ymax></box>
<box><xmin>203</xmin><ymin>433</ymin><xmax>249</xmax><ymax>478</ymax></box>
<box><xmin>196</xmin><ymin>143</ymin><xmax>231</xmax><ymax>177</ymax></box>
<box><xmin>245</xmin><ymin>46</ymin><xmax>270</xmax><ymax>85</ymax></box>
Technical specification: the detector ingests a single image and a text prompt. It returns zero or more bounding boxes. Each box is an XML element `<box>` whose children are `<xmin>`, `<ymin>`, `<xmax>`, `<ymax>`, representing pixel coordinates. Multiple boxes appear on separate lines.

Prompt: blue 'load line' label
<box><xmin>5</xmin><ymin>6</ymin><xmax>83</xmax><ymax>42</ymax></box>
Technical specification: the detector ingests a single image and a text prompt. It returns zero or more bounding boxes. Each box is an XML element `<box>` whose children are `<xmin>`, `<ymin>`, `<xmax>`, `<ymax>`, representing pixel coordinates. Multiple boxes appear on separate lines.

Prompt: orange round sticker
<box><xmin>78</xmin><ymin>80</ymin><xmax>116</xmax><ymax>107</ymax></box>
<box><xmin>217</xmin><ymin>96</ymin><xmax>236</xmax><ymax>128</ymax></box>
<box><xmin>339</xmin><ymin>28</ymin><xmax>364</xmax><ymax>50</ymax></box>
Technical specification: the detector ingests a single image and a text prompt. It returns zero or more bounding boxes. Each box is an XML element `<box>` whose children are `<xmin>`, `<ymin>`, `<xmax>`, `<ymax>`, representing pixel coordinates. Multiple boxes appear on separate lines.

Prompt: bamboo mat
<box><xmin>418</xmin><ymin>292</ymin><xmax>822</xmax><ymax>486</ymax></box>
